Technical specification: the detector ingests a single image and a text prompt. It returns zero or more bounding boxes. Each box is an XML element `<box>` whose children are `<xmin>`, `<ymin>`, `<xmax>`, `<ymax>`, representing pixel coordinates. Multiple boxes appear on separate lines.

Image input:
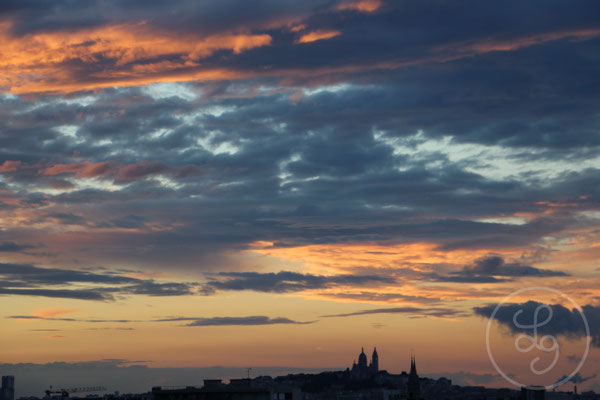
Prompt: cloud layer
<box><xmin>474</xmin><ymin>301</ymin><xmax>600</xmax><ymax>347</ymax></box>
<box><xmin>0</xmin><ymin>263</ymin><xmax>197</xmax><ymax>300</ymax></box>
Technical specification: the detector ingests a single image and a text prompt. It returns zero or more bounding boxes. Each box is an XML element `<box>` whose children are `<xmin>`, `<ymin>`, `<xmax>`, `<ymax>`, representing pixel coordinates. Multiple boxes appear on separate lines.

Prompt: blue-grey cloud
<box><xmin>0</xmin><ymin>242</ymin><xmax>38</xmax><ymax>252</ymax></box>
<box><xmin>0</xmin><ymin>263</ymin><xmax>197</xmax><ymax>300</ymax></box>
<box><xmin>457</xmin><ymin>256</ymin><xmax>567</xmax><ymax>278</ymax></box>
<box><xmin>431</xmin><ymin>256</ymin><xmax>568</xmax><ymax>283</ymax></box>
<box><xmin>202</xmin><ymin>271</ymin><xmax>392</xmax><ymax>294</ymax></box>
<box><xmin>6</xmin><ymin>315</ymin><xmax>140</xmax><ymax>323</ymax></box>
<box><xmin>322</xmin><ymin>307</ymin><xmax>465</xmax><ymax>319</ymax></box>
<box><xmin>474</xmin><ymin>301</ymin><xmax>600</xmax><ymax>346</ymax></box>
<box><xmin>555</xmin><ymin>372</ymin><xmax>597</xmax><ymax>386</ymax></box>
<box><xmin>156</xmin><ymin>315</ymin><xmax>316</xmax><ymax>326</ymax></box>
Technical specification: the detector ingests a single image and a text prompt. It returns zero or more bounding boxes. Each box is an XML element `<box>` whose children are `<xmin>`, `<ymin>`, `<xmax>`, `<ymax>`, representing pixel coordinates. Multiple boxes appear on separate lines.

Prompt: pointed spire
<box><xmin>408</xmin><ymin>351</ymin><xmax>420</xmax><ymax>399</ymax></box>
<box><xmin>410</xmin><ymin>350</ymin><xmax>417</xmax><ymax>375</ymax></box>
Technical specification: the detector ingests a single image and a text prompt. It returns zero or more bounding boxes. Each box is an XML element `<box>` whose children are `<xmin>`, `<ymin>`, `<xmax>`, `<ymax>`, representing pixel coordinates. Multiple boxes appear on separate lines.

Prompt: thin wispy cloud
<box><xmin>157</xmin><ymin>316</ymin><xmax>317</xmax><ymax>327</ymax></box>
<box><xmin>322</xmin><ymin>307</ymin><xmax>466</xmax><ymax>319</ymax></box>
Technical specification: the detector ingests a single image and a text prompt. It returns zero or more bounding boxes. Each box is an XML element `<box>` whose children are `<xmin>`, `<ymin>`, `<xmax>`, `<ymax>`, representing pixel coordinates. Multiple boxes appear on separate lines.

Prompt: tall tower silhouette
<box><xmin>370</xmin><ymin>347</ymin><xmax>379</xmax><ymax>374</ymax></box>
<box><xmin>408</xmin><ymin>353</ymin><xmax>421</xmax><ymax>400</ymax></box>
<box><xmin>358</xmin><ymin>347</ymin><xmax>368</xmax><ymax>369</ymax></box>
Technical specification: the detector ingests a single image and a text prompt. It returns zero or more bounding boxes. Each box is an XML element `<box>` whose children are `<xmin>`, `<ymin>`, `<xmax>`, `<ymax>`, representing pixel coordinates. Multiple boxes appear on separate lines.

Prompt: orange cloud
<box><xmin>41</xmin><ymin>161</ymin><xmax>115</xmax><ymax>178</ymax></box>
<box><xmin>0</xmin><ymin>160</ymin><xmax>23</xmax><ymax>173</ymax></box>
<box><xmin>0</xmin><ymin>21</ymin><xmax>271</xmax><ymax>94</ymax></box>
<box><xmin>38</xmin><ymin>160</ymin><xmax>200</xmax><ymax>182</ymax></box>
<box><xmin>34</xmin><ymin>307</ymin><xmax>76</xmax><ymax>318</ymax></box>
<box><xmin>296</xmin><ymin>30</ymin><xmax>341</xmax><ymax>44</ymax></box>
<box><xmin>436</xmin><ymin>28</ymin><xmax>600</xmax><ymax>56</ymax></box>
<box><xmin>2</xmin><ymin>18</ymin><xmax>598</xmax><ymax>95</ymax></box>
<box><xmin>246</xmin><ymin>241</ymin><xmax>591</xmax><ymax>304</ymax></box>
<box><xmin>335</xmin><ymin>0</ymin><xmax>383</xmax><ymax>13</ymax></box>
<box><xmin>249</xmin><ymin>241</ymin><xmax>513</xmax><ymax>275</ymax></box>
<box><xmin>289</xmin><ymin>24</ymin><xmax>306</xmax><ymax>33</ymax></box>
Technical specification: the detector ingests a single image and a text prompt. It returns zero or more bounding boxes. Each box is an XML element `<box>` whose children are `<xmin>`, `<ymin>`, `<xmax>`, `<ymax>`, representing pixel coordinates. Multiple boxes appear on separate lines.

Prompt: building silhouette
<box><xmin>350</xmin><ymin>347</ymin><xmax>379</xmax><ymax>380</ymax></box>
<box><xmin>152</xmin><ymin>379</ymin><xmax>300</xmax><ymax>400</ymax></box>
<box><xmin>408</xmin><ymin>355</ymin><xmax>421</xmax><ymax>400</ymax></box>
<box><xmin>521</xmin><ymin>386</ymin><xmax>546</xmax><ymax>400</ymax></box>
<box><xmin>0</xmin><ymin>376</ymin><xmax>14</xmax><ymax>400</ymax></box>
<box><xmin>370</xmin><ymin>348</ymin><xmax>379</xmax><ymax>376</ymax></box>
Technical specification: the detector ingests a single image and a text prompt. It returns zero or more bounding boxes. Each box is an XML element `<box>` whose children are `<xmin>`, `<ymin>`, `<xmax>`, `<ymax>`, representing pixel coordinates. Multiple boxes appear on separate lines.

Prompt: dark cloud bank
<box><xmin>0</xmin><ymin>262</ymin><xmax>197</xmax><ymax>301</ymax></box>
<box><xmin>474</xmin><ymin>301</ymin><xmax>600</xmax><ymax>347</ymax></box>
<box><xmin>0</xmin><ymin>0</ymin><xmax>599</xmax><ymax>272</ymax></box>
<box><xmin>0</xmin><ymin>256</ymin><xmax>568</xmax><ymax>304</ymax></box>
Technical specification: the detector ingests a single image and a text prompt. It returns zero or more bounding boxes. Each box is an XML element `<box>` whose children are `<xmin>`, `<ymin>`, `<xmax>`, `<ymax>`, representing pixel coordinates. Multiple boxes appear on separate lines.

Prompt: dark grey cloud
<box><xmin>473</xmin><ymin>301</ymin><xmax>600</xmax><ymax>346</ymax></box>
<box><xmin>0</xmin><ymin>241</ymin><xmax>38</xmax><ymax>252</ymax></box>
<box><xmin>156</xmin><ymin>315</ymin><xmax>316</xmax><ymax>327</ymax></box>
<box><xmin>0</xmin><ymin>255</ymin><xmax>569</xmax><ymax>304</ymax></box>
<box><xmin>7</xmin><ymin>314</ymin><xmax>311</xmax><ymax>327</ymax></box>
<box><xmin>0</xmin><ymin>288</ymin><xmax>110</xmax><ymax>301</ymax></box>
<box><xmin>45</xmin><ymin>212</ymin><xmax>87</xmax><ymax>225</ymax></box>
<box><xmin>0</xmin><ymin>262</ymin><xmax>197</xmax><ymax>301</ymax></box>
<box><xmin>1</xmin><ymin>0</ymin><xmax>326</xmax><ymax>36</ymax></box>
<box><xmin>1</xmin><ymin>82</ymin><xmax>596</xmax><ymax>267</ymax></box>
<box><xmin>322</xmin><ymin>307</ymin><xmax>464</xmax><ymax>319</ymax></box>
<box><xmin>6</xmin><ymin>315</ymin><xmax>140</xmax><ymax>323</ymax></box>
<box><xmin>121</xmin><ymin>281</ymin><xmax>195</xmax><ymax>297</ymax></box>
<box><xmin>431</xmin><ymin>256</ymin><xmax>568</xmax><ymax>283</ymax></box>
<box><xmin>431</xmin><ymin>275</ymin><xmax>505</xmax><ymax>284</ymax></box>
<box><xmin>0</xmin><ymin>262</ymin><xmax>139</xmax><ymax>285</ymax></box>
<box><xmin>555</xmin><ymin>372</ymin><xmax>597</xmax><ymax>386</ymax></box>
<box><xmin>202</xmin><ymin>271</ymin><xmax>391</xmax><ymax>294</ymax></box>
<box><xmin>457</xmin><ymin>256</ymin><xmax>567</xmax><ymax>278</ymax></box>
<box><xmin>322</xmin><ymin>291</ymin><xmax>441</xmax><ymax>304</ymax></box>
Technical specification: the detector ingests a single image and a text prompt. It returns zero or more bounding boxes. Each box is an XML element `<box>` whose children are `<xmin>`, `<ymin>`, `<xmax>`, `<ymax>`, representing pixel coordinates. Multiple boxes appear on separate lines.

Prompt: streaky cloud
<box><xmin>321</xmin><ymin>307</ymin><xmax>465</xmax><ymax>319</ymax></box>
<box><xmin>156</xmin><ymin>315</ymin><xmax>317</xmax><ymax>326</ymax></box>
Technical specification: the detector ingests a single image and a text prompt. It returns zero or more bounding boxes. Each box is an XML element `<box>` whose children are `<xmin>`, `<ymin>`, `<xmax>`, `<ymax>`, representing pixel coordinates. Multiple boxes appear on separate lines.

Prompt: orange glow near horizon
<box><xmin>250</xmin><ymin>241</ymin><xmax>515</xmax><ymax>274</ymax></box>
<box><xmin>246</xmin><ymin>240</ymin><xmax>600</xmax><ymax>305</ymax></box>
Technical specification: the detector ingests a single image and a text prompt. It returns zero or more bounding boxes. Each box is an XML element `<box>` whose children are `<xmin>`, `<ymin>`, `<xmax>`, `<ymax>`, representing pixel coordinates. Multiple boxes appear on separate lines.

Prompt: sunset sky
<box><xmin>1</xmin><ymin>0</ymin><xmax>600</xmax><ymax>395</ymax></box>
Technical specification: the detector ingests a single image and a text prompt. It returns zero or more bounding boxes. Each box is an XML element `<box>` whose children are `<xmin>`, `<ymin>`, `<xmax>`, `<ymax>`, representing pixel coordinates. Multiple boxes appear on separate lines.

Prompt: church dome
<box><xmin>358</xmin><ymin>347</ymin><xmax>367</xmax><ymax>366</ymax></box>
